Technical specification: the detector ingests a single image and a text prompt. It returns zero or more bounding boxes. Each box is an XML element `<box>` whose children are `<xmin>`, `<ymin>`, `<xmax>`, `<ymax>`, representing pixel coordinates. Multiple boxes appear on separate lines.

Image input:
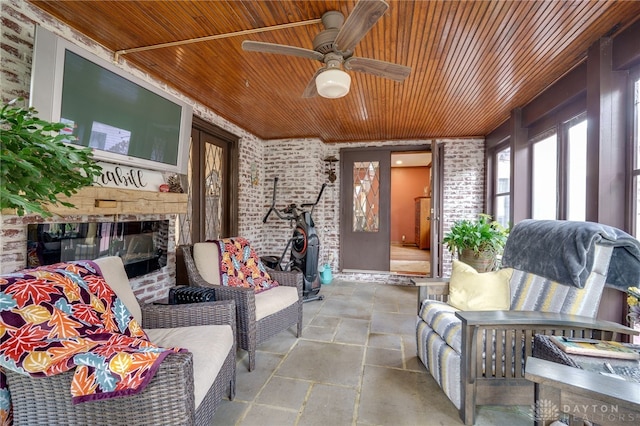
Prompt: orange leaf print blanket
<box><xmin>0</xmin><ymin>261</ymin><xmax>185</xmax><ymax>424</ymax></box>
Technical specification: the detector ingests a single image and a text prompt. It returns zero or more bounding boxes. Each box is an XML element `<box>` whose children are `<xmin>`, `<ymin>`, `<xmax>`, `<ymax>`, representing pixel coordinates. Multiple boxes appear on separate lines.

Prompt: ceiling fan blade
<box><xmin>333</xmin><ymin>0</ymin><xmax>389</xmax><ymax>54</ymax></box>
<box><xmin>302</xmin><ymin>67</ymin><xmax>326</xmax><ymax>98</ymax></box>
<box><xmin>242</xmin><ymin>40</ymin><xmax>324</xmax><ymax>61</ymax></box>
<box><xmin>344</xmin><ymin>57</ymin><xmax>411</xmax><ymax>82</ymax></box>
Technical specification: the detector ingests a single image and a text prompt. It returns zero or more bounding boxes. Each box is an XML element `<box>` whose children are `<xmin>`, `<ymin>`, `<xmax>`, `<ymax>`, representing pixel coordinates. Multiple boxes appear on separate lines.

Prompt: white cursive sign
<box><xmin>94</xmin><ymin>162</ymin><xmax>165</xmax><ymax>191</ymax></box>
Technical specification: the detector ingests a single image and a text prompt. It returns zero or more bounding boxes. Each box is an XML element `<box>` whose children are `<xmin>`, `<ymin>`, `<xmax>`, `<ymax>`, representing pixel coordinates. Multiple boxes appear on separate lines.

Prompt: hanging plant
<box><xmin>0</xmin><ymin>98</ymin><xmax>102</xmax><ymax>216</ymax></box>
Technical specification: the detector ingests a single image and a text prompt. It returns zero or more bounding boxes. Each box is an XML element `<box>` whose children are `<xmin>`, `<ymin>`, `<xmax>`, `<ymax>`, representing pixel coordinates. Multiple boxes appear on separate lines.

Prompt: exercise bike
<box><xmin>262</xmin><ymin>177</ymin><xmax>326</xmax><ymax>302</ymax></box>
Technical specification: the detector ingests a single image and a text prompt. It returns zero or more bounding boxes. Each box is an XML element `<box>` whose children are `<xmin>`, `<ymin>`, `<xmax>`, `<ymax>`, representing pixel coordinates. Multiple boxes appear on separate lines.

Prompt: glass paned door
<box><xmin>341</xmin><ymin>150</ymin><xmax>390</xmax><ymax>271</ymax></box>
<box><xmin>352</xmin><ymin>161</ymin><xmax>380</xmax><ymax>232</ymax></box>
<box><xmin>176</xmin><ymin>124</ymin><xmax>234</xmax><ymax>246</ymax></box>
<box><xmin>204</xmin><ymin>143</ymin><xmax>224</xmax><ymax>240</ymax></box>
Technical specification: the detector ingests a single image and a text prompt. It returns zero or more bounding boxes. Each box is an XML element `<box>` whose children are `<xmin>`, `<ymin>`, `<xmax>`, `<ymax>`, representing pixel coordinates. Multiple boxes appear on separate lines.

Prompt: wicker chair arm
<box><xmin>268</xmin><ymin>269</ymin><xmax>302</xmax><ymax>287</ymax></box>
<box><xmin>212</xmin><ymin>285</ymin><xmax>256</xmax><ymax>331</ymax></box>
<box><xmin>6</xmin><ymin>352</ymin><xmax>196</xmax><ymax>426</ymax></box>
<box><xmin>141</xmin><ymin>300</ymin><xmax>236</xmax><ymax>332</ymax></box>
<box><xmin>268</xmin><ymin>269</ymin><xmax>304</xmax><ymax>299</ymax></box>
<box><xmin>186</xmin><ymin>270</ymin><xmax>213</xmax><ymax>288</ymax></box>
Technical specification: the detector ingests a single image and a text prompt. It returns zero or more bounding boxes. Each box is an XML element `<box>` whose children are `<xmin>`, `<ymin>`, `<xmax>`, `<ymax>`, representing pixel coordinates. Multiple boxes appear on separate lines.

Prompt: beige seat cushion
<box><xmin>146</xmin><ymin>324</ymin><xmax>233</xmax><ymax>409</ymax></box>
<box><xmin>255</xmin><ymin>286</ymin><xmax>299</xmax><ymax>321</ymax></box>
<box><xmin>194</xmin><ymin>242</ymin><xmax>298</xmax><ymax>319</ymax></box>
<box><xmin>94</xmin><ymin>256</ymin><xmax>233</xmax><ymax>409</ymax></box>
<box><xmin>193</xmin><ymin>242</ymin><xmax>221</xmax><ymax>285</ymax></box>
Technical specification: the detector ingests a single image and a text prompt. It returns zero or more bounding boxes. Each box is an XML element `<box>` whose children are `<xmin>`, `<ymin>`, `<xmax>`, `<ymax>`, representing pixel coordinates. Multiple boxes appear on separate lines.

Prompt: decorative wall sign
<box><xmin>94</xmin><ymin>162</ymin><xmax>165</xmax><ymax>191</ymax></box>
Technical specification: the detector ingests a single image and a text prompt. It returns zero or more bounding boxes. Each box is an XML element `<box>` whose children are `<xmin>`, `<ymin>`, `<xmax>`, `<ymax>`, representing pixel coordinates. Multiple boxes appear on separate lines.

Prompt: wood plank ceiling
<box><xmin>28</xmin><ymin>0</ymin><xmax>640</xmax><ymax>143</ymax></box>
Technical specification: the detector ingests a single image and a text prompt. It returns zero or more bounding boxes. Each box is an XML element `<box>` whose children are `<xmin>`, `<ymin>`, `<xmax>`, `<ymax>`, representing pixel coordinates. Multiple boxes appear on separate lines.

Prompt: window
<box><xmin>532</xmin><ymin>133</ymin><xmax>558</xmax><ymax>219</ymax></box>
<box><xmin>567</xmin><ymin>120</ymin><xmax>587</xmax><ymax>221</ymax></box>
<box><xmin>632</xmin><ymin>74</ymin><xmax>640</xmax><ymax>238</ymax></box>
<box><xmin>494</xmin><ymin>147</ymin><xmax>511</xmax><ymax>227</ymax></box>
<box><xmin>530</xmin><ymin>116</ymin><xmax>587</xmax><ymax>221</ymax></box>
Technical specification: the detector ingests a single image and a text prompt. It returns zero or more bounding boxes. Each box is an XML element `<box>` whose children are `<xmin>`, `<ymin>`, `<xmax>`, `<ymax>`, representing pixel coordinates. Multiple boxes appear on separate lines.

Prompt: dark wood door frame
<box><xmin>339</xmin><ymin>144</ymin><xmax>435</xmax><ymax>273</ymax></box>
<box><xmin>340</xmin><ymin>148</ymin><xmax>391</xmax><ymax>271</ymax></box>
<box><xmin>190</xmin><ymin>116</ymin><xmax>239</xmax><ymax>241</ymax></box>
<box><xmin>431</xmin><ymin>141</ymin><xmax>444</xmax><ymax>278</ymax></box>
<box><xmin>176</xmin><ymin>117</ymin><xmax>238</xmax><ymax>285</ymax></box>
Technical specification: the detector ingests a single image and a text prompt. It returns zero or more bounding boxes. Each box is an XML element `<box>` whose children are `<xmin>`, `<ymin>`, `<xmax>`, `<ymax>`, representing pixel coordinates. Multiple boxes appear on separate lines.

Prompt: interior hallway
<box><xmin>212</xmin><ymin>280</ymin><xmax>531</xmax><ymax>425</ymax></box>
<box><xmin>390</xmin><ymin>243</ymin><xmax>430</xmax><ymax>275</ymax></box>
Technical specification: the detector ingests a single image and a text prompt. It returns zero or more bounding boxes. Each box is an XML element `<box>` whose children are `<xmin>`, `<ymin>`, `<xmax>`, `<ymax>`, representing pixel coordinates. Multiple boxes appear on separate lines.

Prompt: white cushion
<box><xmin>193</xmin><ymin>242</ymin><xmax>221</xmax><ymax>285</ymax></box>
<box><xmin>255</xmin><ymin>286</ymin><xmax>298</xmax><ymax>321</ymax></box>
<box><xmin>448</xmin><ymin>260</ymin><xmax>513</xmax><ymax>311</ymax></box>
<box><xmin>94</xmin><ymin>256</ymin><xmax>142</xmax><ymax>324</ymax></box>
<box><xmin>146</xmin><ymin>324</ymin><xmax>233</xmax><ymax>410</ymax></box>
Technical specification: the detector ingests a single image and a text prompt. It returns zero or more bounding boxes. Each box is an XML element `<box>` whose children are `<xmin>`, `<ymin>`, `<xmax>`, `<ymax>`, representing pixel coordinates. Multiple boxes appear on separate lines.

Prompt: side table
<box><xmin>526</xmin><ymin>335</ymin><xmax>640</xmax><ymax>425</ymax></box>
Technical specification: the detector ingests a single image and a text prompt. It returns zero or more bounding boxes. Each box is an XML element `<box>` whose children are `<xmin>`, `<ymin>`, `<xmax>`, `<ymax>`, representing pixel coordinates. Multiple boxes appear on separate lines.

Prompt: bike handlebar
<box><xmin>301</xmin><ymin>183</ymin><xmax>327</xmax><ymax>208</ymax></box>
<box><xmin>263</xmin><ymin>178</ymin><xmax>326</xmax><ymax>223</ymax></box>
<box><xmin>262</xmin><ymin>177</ymin><xmax>279</xmax><ymax>223</ymax></box>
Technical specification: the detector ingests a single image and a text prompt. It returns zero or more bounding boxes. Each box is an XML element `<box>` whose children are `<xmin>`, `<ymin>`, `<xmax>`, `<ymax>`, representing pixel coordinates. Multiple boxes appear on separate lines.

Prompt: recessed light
<box><xmin>395</xmin><ymin>160</ymin><xmax>403</xmax><ymax>165</ymax></box>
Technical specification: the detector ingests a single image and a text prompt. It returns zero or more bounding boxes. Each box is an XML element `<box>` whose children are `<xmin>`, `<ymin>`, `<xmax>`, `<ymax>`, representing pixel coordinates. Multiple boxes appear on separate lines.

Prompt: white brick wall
<box><xmin>260</xmin><ymin>138</ymin><xmax>485</xmax><ymax>283</ymax></box>
<box><xmin>1</xmin><ymin>1</ymin><xmax>485</xmax><ymax>296</ymax></box>
<box><xmin>440</xmin><ymin>138</ymin><xmax>486</xmax><ymax>276</ymax></box>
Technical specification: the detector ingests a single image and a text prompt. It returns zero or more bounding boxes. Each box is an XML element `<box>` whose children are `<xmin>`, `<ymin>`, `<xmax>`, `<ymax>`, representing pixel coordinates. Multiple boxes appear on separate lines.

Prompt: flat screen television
<box><xmin>30</xmin><ymin>26</ymin><xmax>192</xmax><ymax>175</ymax></box>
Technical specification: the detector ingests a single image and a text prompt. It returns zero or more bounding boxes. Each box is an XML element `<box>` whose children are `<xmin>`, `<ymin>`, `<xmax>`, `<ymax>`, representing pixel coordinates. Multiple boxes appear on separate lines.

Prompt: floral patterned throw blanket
<box><xmin>216</xmin><ymin>237</ymin><xmax>279</xmax><ymax>293</ymax></box>
<box><xmin>0</xmin><ymin>261</ymin><xmax>184</xmax><ymax>425</ymax></box>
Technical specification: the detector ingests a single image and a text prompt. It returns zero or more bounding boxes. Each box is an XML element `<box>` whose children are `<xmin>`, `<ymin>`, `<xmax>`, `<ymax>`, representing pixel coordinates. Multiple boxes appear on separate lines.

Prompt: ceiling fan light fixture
<box><xmin>316</xmin><ymin>69</ymin><xmax>351</xmax><ymax>98</ymax></box>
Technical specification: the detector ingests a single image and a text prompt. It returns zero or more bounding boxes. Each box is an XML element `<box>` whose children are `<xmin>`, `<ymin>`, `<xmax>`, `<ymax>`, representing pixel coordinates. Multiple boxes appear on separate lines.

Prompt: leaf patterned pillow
<box><xmin>216</xmin><ymin>237</ymin><xmax>279</xmax><ymax>293</ymax></box>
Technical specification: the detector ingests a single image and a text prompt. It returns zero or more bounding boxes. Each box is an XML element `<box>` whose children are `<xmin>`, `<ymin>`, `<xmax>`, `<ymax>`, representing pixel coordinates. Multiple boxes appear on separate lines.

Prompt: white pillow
<box><xmin>448</xmin><ymin>260</ymin><xmax>513</xmax><ymax>311</ymax></box>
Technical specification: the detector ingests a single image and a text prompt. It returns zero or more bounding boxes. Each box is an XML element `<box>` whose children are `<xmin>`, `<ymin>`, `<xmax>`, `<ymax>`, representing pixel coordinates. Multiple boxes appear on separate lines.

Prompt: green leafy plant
<box><xmin>443</xmin><ymin>213</ymin><xmax>509</xmax><ymax>257</ymax></box>
<box><xmin>0</xmin><ymin>98</ymin><xmax>102</xmax><ymax>216</ymax></box>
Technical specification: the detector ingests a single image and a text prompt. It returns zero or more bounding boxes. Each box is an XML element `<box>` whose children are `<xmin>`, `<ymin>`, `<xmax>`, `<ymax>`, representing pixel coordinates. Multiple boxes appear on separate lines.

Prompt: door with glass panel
<box><xmin>175</xmin><ymin>118</ymin><xmax>237</xmax><ymax>283</ymax></box>
<box><xmin>340</xmin><ymin>149</ymin><xmax>391</xmax><ymax>271</ymax></box>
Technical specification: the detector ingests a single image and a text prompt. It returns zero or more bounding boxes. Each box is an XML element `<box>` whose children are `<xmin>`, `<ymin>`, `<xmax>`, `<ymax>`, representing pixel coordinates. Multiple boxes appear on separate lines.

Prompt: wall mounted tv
<box><xmin>30</xmin><ymin>26</ymin><xmax>192</xmax><ymax>175</ymax></box>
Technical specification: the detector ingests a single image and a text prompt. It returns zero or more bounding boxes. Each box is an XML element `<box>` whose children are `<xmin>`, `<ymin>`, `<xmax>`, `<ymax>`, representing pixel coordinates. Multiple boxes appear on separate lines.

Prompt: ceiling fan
<box><xmin>242</xmin><ymin>0</ymin><xmax>411</xmax><ymax>99</ymax></box>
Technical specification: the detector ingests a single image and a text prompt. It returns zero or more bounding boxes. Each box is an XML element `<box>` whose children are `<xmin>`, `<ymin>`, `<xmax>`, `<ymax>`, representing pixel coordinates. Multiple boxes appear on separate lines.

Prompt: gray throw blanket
<box><xmin>501</xmin><ymin>220</ymin><xmax>640</xmax><ymax>289</ymax></box>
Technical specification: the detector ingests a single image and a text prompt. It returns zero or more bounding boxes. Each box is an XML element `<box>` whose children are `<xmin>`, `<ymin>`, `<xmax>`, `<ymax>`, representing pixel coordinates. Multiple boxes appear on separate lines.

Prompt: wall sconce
<box><xmin>324</xmin><ymin>155</ymin><xmax>338</xmax><ymax>183</ymax></box>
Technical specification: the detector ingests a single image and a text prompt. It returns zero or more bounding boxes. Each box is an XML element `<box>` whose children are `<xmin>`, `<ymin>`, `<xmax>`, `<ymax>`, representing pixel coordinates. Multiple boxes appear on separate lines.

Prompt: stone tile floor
<box><xmin>212</xmin><ymin>280</ymin><xmax>532</xmax><ymax>425</ymax></box>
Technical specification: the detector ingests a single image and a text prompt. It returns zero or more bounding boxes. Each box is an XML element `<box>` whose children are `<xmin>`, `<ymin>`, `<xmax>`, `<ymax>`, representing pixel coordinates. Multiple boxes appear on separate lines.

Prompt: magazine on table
<box><xmin>549</xmin><ymin>336</ymin><xmax>640</xmax><ymax>360</ymax></box>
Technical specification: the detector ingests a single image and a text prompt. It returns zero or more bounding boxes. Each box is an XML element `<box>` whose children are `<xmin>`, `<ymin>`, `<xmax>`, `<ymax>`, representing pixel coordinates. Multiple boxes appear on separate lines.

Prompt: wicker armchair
<box><xmin>181</xmin><ymin>243</ymin><xmax>303</xmax><ymax>371</ymax></box>
<box><xmin>4</xmin><ymin>257</ymin><xmax>237</xmax><ymax>426</ymax></box>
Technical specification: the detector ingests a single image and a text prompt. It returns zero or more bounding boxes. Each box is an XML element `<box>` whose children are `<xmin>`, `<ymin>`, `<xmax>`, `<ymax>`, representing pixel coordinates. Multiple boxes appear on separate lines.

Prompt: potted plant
<box><xmin>1</xmin><ymin>98</ymin><xmax>102</xmax><ymax>216</ymax></box>
<box><xmin>442</xmin><ymin>213</ymin><xmax>509</xmax><ymax>272</ymax></box>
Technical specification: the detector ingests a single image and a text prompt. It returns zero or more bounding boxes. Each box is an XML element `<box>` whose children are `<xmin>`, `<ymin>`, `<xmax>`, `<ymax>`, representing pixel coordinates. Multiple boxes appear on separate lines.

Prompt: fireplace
<box><xmin>27</xmin><ymin>220</ymin><xmax>169</xmax><ymax>279</ymax></box>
